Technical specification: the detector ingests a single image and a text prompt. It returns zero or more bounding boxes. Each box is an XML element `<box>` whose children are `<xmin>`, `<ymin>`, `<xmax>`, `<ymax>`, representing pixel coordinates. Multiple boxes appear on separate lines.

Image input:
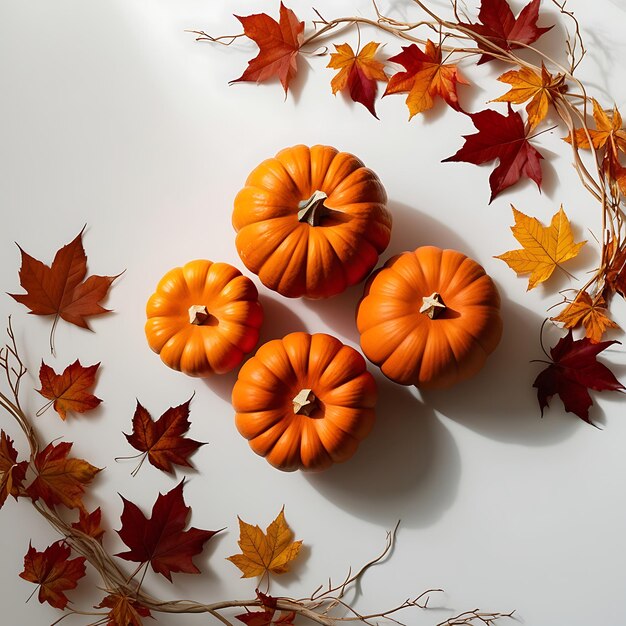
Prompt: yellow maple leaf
<box><xmin>552</xmin><ymin>291</ymin><xmax>619</xmax><ymax>343</ymax></box>
<box><xmin>565</xmin><ymin>98</ymin><xmax>626</xmax><ymax>152</ymax></box>
<box><xmin>493</xmin><ymin>63</ymin><xmax>566</xmax><ymax>129</ymax></box>
<box><xmin>495</xmin><ymin>205</ymin><xmax>586</xmax><ymax>290</ymax></box>
<box><xmin>227</xmin><ymin>508</ymin><xmax>302</xmax><ymax>579</ymax></box>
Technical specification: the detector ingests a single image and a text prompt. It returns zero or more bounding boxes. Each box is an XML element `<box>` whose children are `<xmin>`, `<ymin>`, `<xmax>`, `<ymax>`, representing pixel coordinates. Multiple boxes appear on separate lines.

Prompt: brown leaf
<box><xmin>0</xmin><ymin>430</ymin><xmax>28</xmax><ymax>509</ymax></box>
<box><xmin>123</xmin><ymin>398</ymin><xmax>205</xmax><ymax>475</ymax></box>
<box><xmin>37</xmin><ymin>360</ymin><xmax>102</xmax><ymax>420</ymax></box>
<box><xmin>227</xmin><ymin>507</ymin><xmax>302</xmax><ymax>579</ymax></box>
<box><xmin>26</xmin><ymin>441</ymin><xmax>101</xmax><ymax>511</ymax></box>
<box><xmin>96</xmin><ymin>593</ymin><xmax>151</xmax><ymax>626</ymax></box>
<box><xmin>19</xmin><ymin>541</ymin><xmax>86</xmax><ymax>609</ymax></box>
<box><xmin>71</xmin><ymin>507</ymin><xmax>105</xmax><ymax>543</ymax></box>
<box><xmin>552</xmin><ymin>292</ymin><xmax>620</xmax><ymax>343</ymax></box>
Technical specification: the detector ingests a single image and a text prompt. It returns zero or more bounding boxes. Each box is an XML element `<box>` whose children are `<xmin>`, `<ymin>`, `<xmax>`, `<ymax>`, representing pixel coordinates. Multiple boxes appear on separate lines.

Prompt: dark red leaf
<box><xmin>0</xmin><ymin>430</ymin><xmax>27</xmax><ymax>509</ymax></box>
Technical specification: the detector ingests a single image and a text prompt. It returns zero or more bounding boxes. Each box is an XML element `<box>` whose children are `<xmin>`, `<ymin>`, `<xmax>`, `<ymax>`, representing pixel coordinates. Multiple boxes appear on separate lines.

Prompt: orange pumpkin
<box><xmin>145</xmin><ymin>260</ymin><xmax>263</xmax><ymax>377</ymax></box>
<box><xmin>356</xmin><ymin>246</ymin><xmax>502</xmax><ymax>389</ymax></box>
<box><xmin>233</xmin><ymin>144</ymin><xmax>391</xmax><ymax>299</ymax></box>
<box><xmin>232</xmin><ymin>332</ymin><xmax>377</xmax><ymax>471</ymax></box>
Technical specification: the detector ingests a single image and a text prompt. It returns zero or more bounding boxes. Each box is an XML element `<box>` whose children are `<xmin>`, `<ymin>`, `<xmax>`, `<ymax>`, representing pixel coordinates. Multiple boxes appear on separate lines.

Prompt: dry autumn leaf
<box><xmin>495</xmin><ymin>205</ymin><xmax>586</xmax><ymax>289</ymax></box>
<box><xmin>493</xmin><ymin>63</ymin><xmax>566</xmax><ymax>129</ymax></box>
<box><xmin>443</xmin><ymin>105</ymin><xmax>544</xmax><ymax>202</ymax></box>
<box><xmin>19</xmin><ymin>541</ymin><xmax>86</xmax><ymax>610</ymax></box>
<box><xmin>384</xmin><ymin>40</ymin><xmax>468</xmax><ymax>118</ymax></box>
<box><xmin>227</xmin><ymin>508</ymin><xmax>302</xmax><ymax>579</ymax></box>
<box><xmin>96</xmin><ymin>593</ymin><xmax>151</xmax><ymax>626</ymax></box>
<box><xmin>565</xmin><ymin>99</ymin><xmax>626</xmax><ymax>151</ymax></box>
<box><xmin>37</xmin><ymin>360</ymin><xmax>102</xmax><ymax>420</ymax></box>
<box><xmin>26</xmin><ymin>441</ymin><xmax>101</xmax><ymax>511</ymax></box>
<box><xmin>9</xmin><ymin>227</ymin><xmax>118</xmax><ymax>353</ymax></box>
<box><xmin>71</xmin><ymin>507</ymin><xmax>105</xmax><ymax>543</ymax></box>
<box><xmin>123</xmin><ymin>398</ymin><xmax>205</xmax><ymax>476</ymax></box>
<box><xmin>0</xmin><ymin>430</ymin><xmax>27</xmax><ymax>510</ymax></box>
<box><xmin>552</xmin><ymin>292</ymin><xmax>619</xmax><ymax>343</ymax></box>
<box><xmin>327</xmin><ymin>41</ymin><xmax>387</xmax><ymax>118</ymax></box>
<box><xmin>231</xmin><ymin>2</ymin><xmax>304</xmax><ymax>94</ymax></box>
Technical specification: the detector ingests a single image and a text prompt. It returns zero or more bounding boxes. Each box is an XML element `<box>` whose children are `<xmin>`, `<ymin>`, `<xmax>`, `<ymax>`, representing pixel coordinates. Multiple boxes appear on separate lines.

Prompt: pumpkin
<box><xmin>232</xmin><ymin>332</ymin><xmax>377</xmax><ymax>471</ymax></box>
<box><xmin>356</xmin><ymin>246</ymin><xmax>502</xmax><ymax>389</ymax></box>
<box><xmin>145</xmin><ymin>260</ymin><xmax>263</xmax><ymax>377</ymax></box>
<box><xmin>233</xmin><ymin>144</ymin><xmax>391</xmax><ymax>299</ymax></box>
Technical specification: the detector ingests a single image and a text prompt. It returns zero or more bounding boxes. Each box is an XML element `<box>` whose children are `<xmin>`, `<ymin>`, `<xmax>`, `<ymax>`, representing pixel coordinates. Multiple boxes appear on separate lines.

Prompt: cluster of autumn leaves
<box><xmin>0</xmin><ymin>230</ymin><xmax>304</xmax><ymax>626</ymax></box>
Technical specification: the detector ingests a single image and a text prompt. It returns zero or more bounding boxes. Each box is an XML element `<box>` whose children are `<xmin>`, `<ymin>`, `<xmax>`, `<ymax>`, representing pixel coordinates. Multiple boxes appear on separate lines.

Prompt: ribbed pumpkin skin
<box><xmin>356</xmin><ymin>246</ymin><xmax>502</xmax><ymax>389</ymax></box>
<box><xmin>232</xmin><ymin>332</ymin><xmax>377</xmax><ymax>472</ymax></box>
<box><xmin>145</xmin><ymin>260</ymin><xmax>263</xmax><ymax>377</ymax></box>
<box><xmin>233</xmin><ymin>144</ymin><xmax>391</xmax><ymax>299</ymax></box>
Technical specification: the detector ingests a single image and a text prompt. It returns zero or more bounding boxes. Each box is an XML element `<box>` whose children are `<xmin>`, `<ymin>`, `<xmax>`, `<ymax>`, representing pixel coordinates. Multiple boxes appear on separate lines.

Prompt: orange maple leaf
<box><xmin>231</xmin><ymin>3</ymin><xmax>304</xmax><ymax>94</ymax></box>
<box><xmin>9</xmin><ymin>227</ymin><xmax>118</xmax><ymax>353</ymax></box>
<box><xmin>26</xmin><ymin>441</ymin><xmax>101</xmax><ymax>511</ymax></box>
<box><xmin>552</xmin><ymin>292</ymin><xmax>620</xmax><ymax>343</ymax></box>
<box><xmin>565</xmin><ymin>99</ymin><xmax>626</xmax><ymax>152</ymax></box>
<box><xmin>495</xmin><ymin>205</ymin><xmax>586</xmax><ymax>290</ymax></box>
<box><xmin>96</xmin><ymin>593</ymin><xmax>151</xmax><ymax>626</ymax></box>
<box><xmin>327</xmin><ymin>41</ymin><xmax>387</xmax><ymax>118</ymax></box>
<box><xmin>384</xmin><ymin>40</ymin><xmax>468</xmax><ymax>118</ymax></box>
<box><xmin>37</xmin><ymin>360</ymin><xmax>102</xmax><ymax>420</ymax></box>
<box><xmin>19</xmin><ymin>541</ymin><xmax>86</xmax><ymax>609</ymax></box>
<box><xmin>0</xmin><ymin>430</ymin><xmax>28</xmax><ymax>510</ymax></box>
<box><xmin>227</xmin><ymin>508</ymin><xmax>302</xmax><ymax>579</ymax></box>
<box><xmin>123</xmin><ymin>398</ymin><xmax>205</xmax><ymax>475</ymax></box>
<box><xmin>493</xmin><ymin>63</ymin><xmax>567</xmax><ymax>129</ymax></box>
<box><xmin>71</xmin><ymin>507</ymin><xmax>105</xmax><ymax>543</ymax></box>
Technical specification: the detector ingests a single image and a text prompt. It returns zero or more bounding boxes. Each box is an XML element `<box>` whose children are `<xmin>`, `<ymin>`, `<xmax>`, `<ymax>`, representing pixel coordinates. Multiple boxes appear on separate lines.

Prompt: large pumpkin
<box><xmin>145</xmin><ymin>260</ymin><xmax>263</xmax><ymax>377</ymax></box>
<box><xmin>356</xmin><ymin>246</ymin><xmax>502</xmax><ymax>389</ymax></box>
<box><xmin>232</xmin><ymin>332</ymin><xmax>377</xmax><ymax>471</ymax></box>
<box><xmin>233</xmin><ymin>144</ymin><xmax>391</xmax><ymax>299</ymax></box>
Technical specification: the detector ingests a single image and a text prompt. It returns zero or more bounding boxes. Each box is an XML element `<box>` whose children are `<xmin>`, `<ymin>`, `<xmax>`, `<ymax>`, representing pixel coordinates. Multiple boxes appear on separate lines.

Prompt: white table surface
<box><xmin>2</xmin><ymin>1</ymin><xmax>626</xmax><ymax>624</ymax></box>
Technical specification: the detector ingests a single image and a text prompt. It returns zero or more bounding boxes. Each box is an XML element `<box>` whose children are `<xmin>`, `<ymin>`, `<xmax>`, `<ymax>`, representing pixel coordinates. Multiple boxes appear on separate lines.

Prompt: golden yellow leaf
<box><xmin>565</xmin><ymin>98</ymin><xmax>626</xmax><ymax>151</ymax></box>
<box><xmin>552</xmin><ymin>292</ymin><xmax>619</xmax><ymax>343</ymax></box>
<box><xmin>227</xmin><ymin>508</ymin><xmax>302</xmax><ymax>579</ymax></box>
<box><xmin>493</xmin><ymin>63</ymin><xmax>565</xmax><ymax>129</ymax></box>
<box><xmin>495</xmin><ymin>205</ymin><xmax>586</xmax><ymax>290</ymax></box>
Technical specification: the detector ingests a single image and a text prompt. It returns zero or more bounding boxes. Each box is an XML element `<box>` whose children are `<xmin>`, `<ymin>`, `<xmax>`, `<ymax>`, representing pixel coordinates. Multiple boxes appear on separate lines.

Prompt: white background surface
<box><xmin>2</xmin><ymin>1</ymin><xmax>626</xmax><ymax>625</ymax></box>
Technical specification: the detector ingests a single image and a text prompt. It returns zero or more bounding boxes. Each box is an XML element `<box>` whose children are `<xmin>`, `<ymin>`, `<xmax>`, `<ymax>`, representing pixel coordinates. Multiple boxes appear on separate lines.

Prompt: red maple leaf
<box><xmin>460</xmin><ymin>0</ymin><xmax>553</xmax><ymax>64</ymax></box>
<box><xmin>96</xmin><ymin>593</ymin><xmax>151</xmax><ymax>626</ymax></box>
<box><xmin>9</xmin><ymin>227</ymin><xmax>118</xmax><ymax>352</ymax></box>
<box><xmin>19</xmin><ymin>541</ymin><xmax>86</xmax><ymax>609</ymax></box>
<box><xmin>123</xmin><ymin>398</ymin><xmax>205</xmax><ymax>475</ymax></box>
<box><xmin>443</xmin><ymin>104</ymin><xmax>543</xmax><ymax>202</ymax></box>
<box><xmin>236</xmin><ymin>609</ymin><xmax>296</xmax><ymax>626</ymax></box>
<box><xmin>115</xmin><ymin>480</ymin><xmax>220</xmax><ymax>581</ymax></box>
<box><xmin>231</xmin><ymin>2</ymin><xmax>304</xmax><ymax>94</ymax></box>
<box><xmin>37</xmin><ymin>360</ymin><xmax>102</xmax><ymax>420</ymax></box>
<box><xmin>71</xmin><ymin>507</ymin><xmax>105</xmax><ymax>542</ymax></box>
<box><xmin>0</xmin><ymin>430</ymin><xmax>28</xmax><ymax>509</ymax></box>
<box><xmin>26</xmin><ymin>441</ymin><xmax>101</xmax><ymax>511</ymax></box>
<box><xmin>533</xmin><ymin>330</ymin><xmax>625</xmax><ymax>424</ymax></box>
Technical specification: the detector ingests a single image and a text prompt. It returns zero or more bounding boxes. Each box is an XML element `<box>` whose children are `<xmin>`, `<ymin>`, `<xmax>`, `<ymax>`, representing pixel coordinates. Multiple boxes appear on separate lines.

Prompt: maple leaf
<box><xmin>495</xmin><ymin>205</ymin><xmax>586</xmax><ymax>290</ymax></box>
<box><xmin>0</xmin><ymin>430</ymin><xmax>28</xmax><ymax>510</ymax></box>
<box><xmin>231</xmin><ymin>2</ymin><xmax>304</xmax><ymax>94</ymax></box>
<box><xmin>533</xmin><ymin>331</ymin><xmax>624</xmax><ymax>424</ymax></box>
<box><xmin>236</xmin><ymin>608</ymin><xmax>296</xmax><ymax>626</ymax></box>
<box><xmin>96</xmin><ymin>593</ymin><xmax>151</xmax><ymax>626</ymax></box>
<box><xmin>327</xmin><ymin>41</ymin><xmax>388</xmax><ymax>118</ymax></box>
<box><xmin>460</xmin><ymin>0</ymin><xmax>553</xmax><ymax>64</ymax></box>
<box><xmin>123</xmin><ymin>398</ymin><xmax>205</xmax><ymax>476</ymax></box>
<box><xmin>493</xmin><ymin>63</ymin><xmax>566</xmax><ymax>129</ymax></box>
<box><xmin>19</xmin><ymin>541</ymin><xmax>86</xmax><ymax>609</ymax></box>
<box><xmin>604</xmin><ymin>239</ymin><xmax>626</xmax><ymax>299</ymax></box>
<box><xmin>552</xmin><ymin>292</ymin><xmax>619</xmax><ymax>343</ymax></box>
<box><xmin>227</xmin><ymin>507</ymin><xmax>302</xmax><ymax>579</ymax></box>
<box><xmin>37</xmin><ymin>360</ymin><xmax>102</xmax><ymax>420</ymax></box>
<box><xmin>71</xmin><ymin>507</ymin><xmax>105</xmax><ymax>542</ymax></box>
<box><xmin>384</xmin><ymin>40</ymin><xmax>468</xmax><ymax>118</ymax></box>
<box><xmin>565</xmin><ymin>99</ymin><xmax>626</xmax><ymax>152</ymax></box>
<box><xmin>443</xmin><ymin>104</ymin><xmax>544</xmax><ymax>202</ymax></box>
<box><xmin>9</xmin><ymin>227</ymin><xmax>118</xmax><ymax>353</ymax></box>
<box><xmin>115</xmin><ymin>480</ymin><xmax>220</xmax><ymax>581</ymax></box>
<box><xmin>26</xmin><ymin>441</ymin><xmax>101</xmax><ymax>511</ymax></box>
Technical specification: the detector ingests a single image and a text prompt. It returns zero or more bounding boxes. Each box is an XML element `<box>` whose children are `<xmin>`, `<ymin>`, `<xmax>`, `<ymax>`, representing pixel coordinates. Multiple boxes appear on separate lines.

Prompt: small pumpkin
<box><xmin>233</xmin><ymin>144</ymin><xmax>391</xmax><ymax>299</ymax></box>
<box><xmin>145</xmin><ymin>260</ymin><xmax>263</xmax><ymax>377</ymax></box>
<box><xmin>356</xmin><ymin>246</ymin><xmax>502</xmax><ymax>389</ymax></box>
<box><xmin>232</xmin><ymin>332</ymin><xmax>377</xmax><ymax>471</ymax></box>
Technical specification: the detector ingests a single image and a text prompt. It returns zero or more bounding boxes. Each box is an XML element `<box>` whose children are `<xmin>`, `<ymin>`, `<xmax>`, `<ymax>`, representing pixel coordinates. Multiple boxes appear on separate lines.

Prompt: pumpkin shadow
<box><xmin>305</xmin><ymin>373</ymin><xmax>461</xmax><ymax>530</ymax></box>
<box><xmin>422</xmin><ymin>296</ymin><xmax>580</xmax><ymax>444</ymax></box>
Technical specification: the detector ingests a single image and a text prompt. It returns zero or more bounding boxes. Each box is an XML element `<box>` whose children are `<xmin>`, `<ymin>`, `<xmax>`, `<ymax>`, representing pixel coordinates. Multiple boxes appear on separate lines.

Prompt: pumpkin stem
<box><xmin>292</xmin><ymin>388</ymin><xmax>318</xmax><ymax>416</ymax></box>
<box><xmin>420</xmin><ymin>292</ymin><xmax>446</xmax><ymax>319</ymax></box>
<box><xmin>297</xmin><ymin>190</ymin><xmax>330</xmax><ymax>226</ymax></box>
<box><xmin>189</xmin><ymin>305</ymin><xmax>210</xmax><ymax>325</ymax></box>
